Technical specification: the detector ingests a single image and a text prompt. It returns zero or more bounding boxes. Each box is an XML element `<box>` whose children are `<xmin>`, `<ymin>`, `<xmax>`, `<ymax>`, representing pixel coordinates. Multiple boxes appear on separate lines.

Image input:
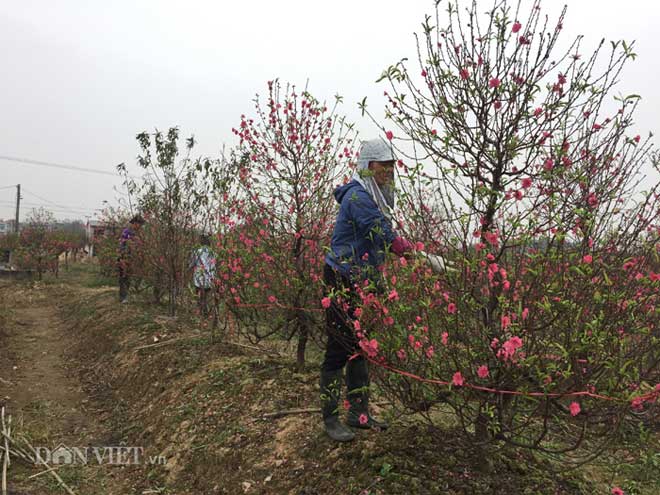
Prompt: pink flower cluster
<box><xmin>630</xmin><ymin>383</ymin><xmax>660</xmax><ymax>411</ymax></box>
<box><xmin>496</xmin><ymin>336</ymin><xmax>523</xmax><ymax>362</ymax></box>
<box><xmin>359</xmin><ymin>338</ymin><xmax>379</xmax><ymax>358</ymax></box>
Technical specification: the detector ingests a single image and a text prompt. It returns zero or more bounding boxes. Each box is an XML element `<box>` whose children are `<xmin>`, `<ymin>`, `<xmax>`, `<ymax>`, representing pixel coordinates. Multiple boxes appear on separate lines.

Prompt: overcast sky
<box><xmin>1</xmin><ymin>0</ymin><xmax>658</xmax><ymax>222</ymax></box>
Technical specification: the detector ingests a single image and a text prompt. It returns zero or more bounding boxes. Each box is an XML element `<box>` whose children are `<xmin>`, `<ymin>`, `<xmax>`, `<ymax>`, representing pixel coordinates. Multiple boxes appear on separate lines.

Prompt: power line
<box><xmin>0</xmin><ymin>185</ymin><xmax>106</xmax><ymax>221</ymax></box>
<box><xmin>0</xmin><ymin>188</ymin><xmax>100</xmax><ymax>212</ymax></box>
<box><xmin>0</xmin><ymin>206</ymin><xmax>96</xmax><ymax>218</ymax></box>
<box><xmin>0</xmin><ymin>186</ymin><xmax>103</xmax><ymax>222</ymax></box>
<box><xmin>0</xmin><ymin>200</ymin><xmax>95</xmax><ymax>211</ymax></box>
<box><xmin>0</xmin><ymin>185</ymin><xmax>17</xmax><ymax>191</ymax></box>
<box><xmin>0</xmin><ymin>198</ymin><xmax>100</xmax><ymax>215</ymax></box>
<box><xmin>0</xmin><ymin>154</ymin><xmax>124</xmax><ymax>177</ymax></box>
<box><xmin>22</xmin><ymin>188</ymin><xmax>98</xmax><ymax>214</ymax></box>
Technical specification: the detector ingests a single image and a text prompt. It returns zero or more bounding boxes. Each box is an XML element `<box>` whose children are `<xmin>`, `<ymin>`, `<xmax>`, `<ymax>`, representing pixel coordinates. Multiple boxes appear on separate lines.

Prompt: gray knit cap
<box><xmin>356</xmin><ymin>139</ymin><xmax>396</xmax><ymax>166</ymax></box>
<box><xmin>352</xmin><ymin>138</ymin><xmax>397</xmax><ymax>218</ymax></box>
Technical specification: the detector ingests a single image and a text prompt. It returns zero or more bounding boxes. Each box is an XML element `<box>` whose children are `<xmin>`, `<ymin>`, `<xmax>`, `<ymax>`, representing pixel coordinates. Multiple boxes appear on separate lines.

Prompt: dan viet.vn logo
<box><xmin>33</xmin><ymin>444</ymin><xmax>166</xmax><ymax>466</ymax></box>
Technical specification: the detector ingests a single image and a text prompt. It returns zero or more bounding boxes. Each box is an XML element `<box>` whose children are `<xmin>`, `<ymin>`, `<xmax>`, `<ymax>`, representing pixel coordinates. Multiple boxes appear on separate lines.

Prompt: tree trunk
<box><xmin>475</xmin><ymin>412</ymin><xmax>490</xmax><ymax>443</ymax></box>
<box><xmin>474</xmin><ymin>411</ymin><xmax>494</xmax><ymax>473</ymax></box>
<box><xmin>295</xmin><ymin>315</ymin><xmax>308</xmax><ymax>372</ymax></box>
<box><xmin>168</xmin><ymin>276</ymin><xmax>177</xmax><ymax>317</ymax></box>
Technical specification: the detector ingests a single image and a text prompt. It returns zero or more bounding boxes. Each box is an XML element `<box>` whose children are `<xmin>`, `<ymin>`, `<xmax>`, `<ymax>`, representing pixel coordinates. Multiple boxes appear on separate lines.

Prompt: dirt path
<box><xmin>6</xmin><ymin>304</ymin><xmax>89</xmax><ymax>436</ymax></box>
<box><xmin>0</xmin><ymin>284</ymin><xmax>117</xmax><ymax>495</ymax></box>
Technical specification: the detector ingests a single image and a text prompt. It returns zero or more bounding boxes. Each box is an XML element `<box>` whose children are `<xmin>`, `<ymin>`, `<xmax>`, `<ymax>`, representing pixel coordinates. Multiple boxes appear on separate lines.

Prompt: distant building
<box><xmin>86</xmin><ymin>219</ymin><xmax>119</xmax><ymax>256</ymax></box>
<box><xmin>0</xmin><ymin>220</ymin><xmax>13</xmax><ymax>268</ymax></box>
<box><xmin>0</xmin><ymin>219</ymin><xmax>16</xmax><ymax>235</ymax></box>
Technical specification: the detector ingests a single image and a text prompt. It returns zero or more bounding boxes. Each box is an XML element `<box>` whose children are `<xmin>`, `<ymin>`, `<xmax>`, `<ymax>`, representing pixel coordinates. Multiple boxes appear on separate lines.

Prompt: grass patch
<box><xmin>83</xmin><ymin>274</ymin><xmax>116</xmax><ymax>288</ymax></box>
<box><xmin>584</xmin><ymin>421</ymin><xmax>660</xmax><ymax>495</ymax></box>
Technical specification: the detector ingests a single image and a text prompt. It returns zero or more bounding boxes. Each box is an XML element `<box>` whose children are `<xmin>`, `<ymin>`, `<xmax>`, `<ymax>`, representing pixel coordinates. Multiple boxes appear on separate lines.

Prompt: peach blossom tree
<box><xmin>351</xmin><ymin>0</ymin><xmax>660</xmax><ymax>461</ymax></box>
<box><xmin>220</xmin><ymin>80</ymin><xmax>357</xmax><ymax>370</ymax></box>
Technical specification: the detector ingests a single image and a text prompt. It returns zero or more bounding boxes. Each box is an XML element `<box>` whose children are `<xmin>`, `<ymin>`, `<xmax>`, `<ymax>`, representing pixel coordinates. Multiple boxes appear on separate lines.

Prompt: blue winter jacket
<box><xmin>325</xmin><ymin>180</ymin><xmax>397</xmax><ymax>281</ymax></box>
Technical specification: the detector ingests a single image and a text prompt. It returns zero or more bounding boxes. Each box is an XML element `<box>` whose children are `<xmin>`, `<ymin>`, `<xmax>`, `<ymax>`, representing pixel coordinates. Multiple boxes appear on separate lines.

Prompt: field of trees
<box><xmin>2</xmin><ymin>1</ymin><xmax>659</xmax><ymax>493</ymax></box>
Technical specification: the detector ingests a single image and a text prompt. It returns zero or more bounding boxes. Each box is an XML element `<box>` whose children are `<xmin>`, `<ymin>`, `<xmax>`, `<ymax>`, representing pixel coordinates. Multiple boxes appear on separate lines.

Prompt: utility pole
<box><xmin>15</xmin><ymin>183</ymin><xmax>20</xmax><ymax>233</ymax></box>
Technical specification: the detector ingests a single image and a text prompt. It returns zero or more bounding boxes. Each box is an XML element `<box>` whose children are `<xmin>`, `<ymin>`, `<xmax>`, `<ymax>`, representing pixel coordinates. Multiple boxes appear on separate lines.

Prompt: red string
<box><xmin>368</xmin><ymin>357</ymin><xmax>660</xmax><ymax>404</ymax></box>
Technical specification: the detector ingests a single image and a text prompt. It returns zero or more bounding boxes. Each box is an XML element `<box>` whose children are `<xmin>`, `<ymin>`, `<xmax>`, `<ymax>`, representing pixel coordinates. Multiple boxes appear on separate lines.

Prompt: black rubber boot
<box><xmin>320</xmin><ymin>368</ymin><xmax>355</xmax><ymax>442</ymax></box>
<box><xmin>345</xmin><ymin>358</ymin><xmax>388</xmax><ymax>430</ymax></box>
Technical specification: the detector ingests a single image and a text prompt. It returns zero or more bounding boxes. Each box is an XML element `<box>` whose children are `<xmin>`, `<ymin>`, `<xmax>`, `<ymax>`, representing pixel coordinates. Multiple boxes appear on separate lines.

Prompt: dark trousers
<box><xmin>118</xmin><ymin>265</ymin><xmax>130</xmax><ymax>301</ymax></box>
<box><xmin>321</xmin><ymin>264</ymin><xmax>361</xmax><ymax>373</ymax></box>
<box><xmin>197</xmin><ymin>287</ymin><xmax>211</xmax><ymax>317</ymax></box>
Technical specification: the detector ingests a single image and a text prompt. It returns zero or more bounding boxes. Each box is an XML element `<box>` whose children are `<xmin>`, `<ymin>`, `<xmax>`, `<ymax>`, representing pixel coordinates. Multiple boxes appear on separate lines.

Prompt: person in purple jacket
<box><xmin>118</xmin><ymin>214</ymin><xmax>144</xmax><ymax>303</ymax></box>
<box><xmin>320</xmin><ymin>138</ymin><xmax>413</xmax><ymax>442</ymax></box>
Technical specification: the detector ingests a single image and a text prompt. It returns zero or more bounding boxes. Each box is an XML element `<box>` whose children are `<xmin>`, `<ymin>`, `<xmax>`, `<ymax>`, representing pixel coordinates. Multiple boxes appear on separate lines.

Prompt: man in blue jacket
<box><xmin>321</xmin><ymin>138</ymin><xmax>413</xmax><ymax>442</ymax></box>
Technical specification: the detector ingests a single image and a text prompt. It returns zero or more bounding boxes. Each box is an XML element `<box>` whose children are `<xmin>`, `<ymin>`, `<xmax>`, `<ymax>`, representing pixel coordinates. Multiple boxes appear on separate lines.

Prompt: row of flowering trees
<box><xmin>115</xmin><ymin>0</ymin><xmax>658</xmax><ymax>468</ymax></box>
<box><xmin>116</xmin><ymin>81</ymin><xmax>357</xmax><ymax>370</ymax></box>
<box><xmin>0</xmin><ymin>208</ymin><xmax>87</xmax><ymax>279</ymax></box>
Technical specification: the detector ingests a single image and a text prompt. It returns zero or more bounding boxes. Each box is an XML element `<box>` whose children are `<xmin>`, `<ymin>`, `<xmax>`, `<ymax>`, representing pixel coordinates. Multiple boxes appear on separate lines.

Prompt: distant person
<box><xmin>190</xmin><ymin>234</ymin><xmax>216</xmax><ymax>317</ymax></box>
<box><xmin>320</xmin><ymin>138</ymin><xmax>414</xmax><ymax>442</ymax></box>
<box><xmin>118</xmin><ymin>215</ymin><xmax>144</xmax><ymax>303</ymax></box>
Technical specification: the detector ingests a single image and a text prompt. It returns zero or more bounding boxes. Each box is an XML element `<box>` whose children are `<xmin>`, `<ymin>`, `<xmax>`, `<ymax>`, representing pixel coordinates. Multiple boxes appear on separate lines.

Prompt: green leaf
<box><xmin>358</xmin><ymin>96</ymin><xmax>368</xmax><ymax>117</ymax></box>
<box><xmin>570</xmin><ymin>266</ymin><xmax>585</xmax><ymax>277</ymax></box>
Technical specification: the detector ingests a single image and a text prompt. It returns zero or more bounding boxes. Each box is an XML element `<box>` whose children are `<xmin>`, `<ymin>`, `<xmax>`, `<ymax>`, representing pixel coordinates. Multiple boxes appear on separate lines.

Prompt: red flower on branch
<box><xmin>569</xmin><ymin>402</ymin><xmax>581</xmax><ymax>416</ymax></box>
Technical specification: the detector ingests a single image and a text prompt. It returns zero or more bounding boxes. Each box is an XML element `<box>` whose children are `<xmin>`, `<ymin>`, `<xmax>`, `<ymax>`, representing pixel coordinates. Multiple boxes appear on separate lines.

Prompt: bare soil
<box><xmin>0</xmin><ymin>281</ymin><xmax>132</xmax><ymax>494</ymax></box>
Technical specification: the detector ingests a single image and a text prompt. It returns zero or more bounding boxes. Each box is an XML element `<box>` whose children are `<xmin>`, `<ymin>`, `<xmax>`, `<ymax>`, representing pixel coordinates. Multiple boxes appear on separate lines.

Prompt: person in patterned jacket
<box><xmin>189</xmin><ymin>234</ymin><xmax>216</xmax><ymax>317</ymax></box>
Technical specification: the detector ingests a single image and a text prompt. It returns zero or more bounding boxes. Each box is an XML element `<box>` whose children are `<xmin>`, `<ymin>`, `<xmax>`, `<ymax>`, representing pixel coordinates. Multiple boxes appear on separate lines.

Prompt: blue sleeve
<box><xmin>344</xmin><ymin>189</ymin><xmax>397</xmax><ymax>248</ymax></box>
